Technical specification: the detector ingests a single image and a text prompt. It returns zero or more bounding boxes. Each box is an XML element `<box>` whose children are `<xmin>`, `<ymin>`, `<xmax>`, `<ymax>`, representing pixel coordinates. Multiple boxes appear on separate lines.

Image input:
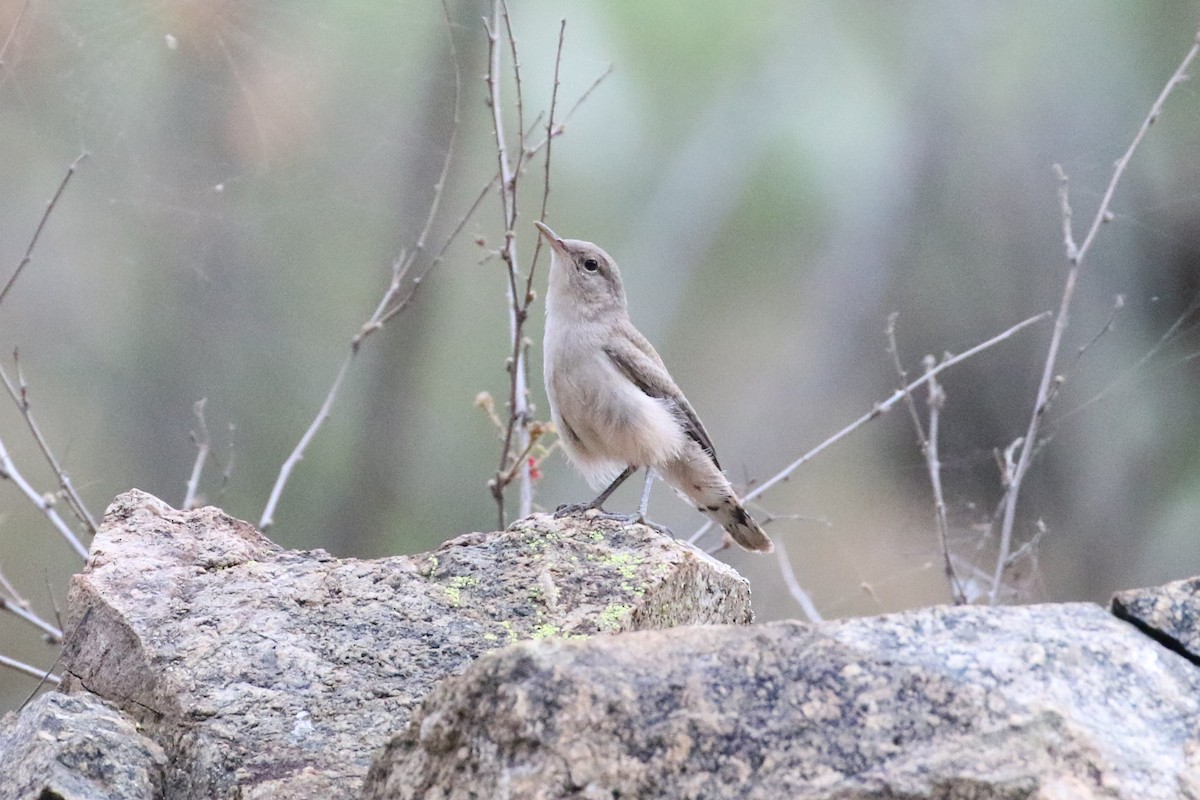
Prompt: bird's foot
<box><xmin>554</xmin><ymin>502</ymin><xmax>602</xmax><ymax>519</ymax></box>
<box><xmin>553</xmin><ymin>504</ymin><xmax>675</xmax><ymax>538</ymax></box>
<box><xmin>632</xmin><ymin>515</ymin><xmax>675</xmax><ymax>538</ymax></box>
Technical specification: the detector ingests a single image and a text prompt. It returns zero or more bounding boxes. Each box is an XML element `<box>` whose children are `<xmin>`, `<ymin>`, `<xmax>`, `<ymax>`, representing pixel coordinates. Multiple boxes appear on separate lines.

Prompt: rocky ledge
<box><xmin>1</xmin><ymin>489</ymin><xmax>1197</xmax><ymax>799</ymax></box>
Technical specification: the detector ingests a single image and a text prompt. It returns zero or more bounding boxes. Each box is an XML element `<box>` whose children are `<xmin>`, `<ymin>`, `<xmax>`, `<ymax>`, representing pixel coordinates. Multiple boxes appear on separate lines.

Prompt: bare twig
<box><xmin>183</xmin><ymin>398</ymin><xmax>211</xmax><ymax>510</ymax></box>
<box><xmin>259</xmin><ymin>3</ymin><xmax>462</xmax><ymax>530</ymax></box>
<box><xmin>0</xmin><ymin>653</ymin><xmax>60</xmax><ymax>684</ymax></box>
<box><xmin>1047</xmin><ymin>293</ymin><xmax>1198</xmax><ymax>431</ymax></box>
<box><xmin>774</xmin><ymin>535</ymin><xmax>823</xmax><ymax>623</ymax></box>
<box><xmin>688</xmin><ymin>311</ymin><xmax>1051</xmax><ymax>545</ymax></box>
<box><xmin>0</xmin><ymin>152</ymin><xmax>88</xmax><ymax>309</ymax></box>
<box><xmin>0</xmin><ymin>355</ymin><xmax>97</xmax><ymax>534</ymax></box>
<box><xmin>0</xmin><ymin>432</ymin><xmax>89</xmax><ymax>558</ymax></box>
<box><xmin>0</xmin><ymin>595</ymin><xmax>62</xmax><ymax>643</ymax></box>
<box><xmin>499</xmin><ymin>0</ymin><xmax>526</xmax><ymax>181</ymax></box>
<box><xmin>990</xmin><ymin>33</ymin><xmax>1200</xmax><ymax>603</ymax></box>
<box><xmin>486</xmin><ymin>5</ymin><xmax>565</xmax><ymax>528</ymax></box>
<box><xmin>920</xmin><ymin>355</ymin><xmax>965</xmax><ymax>604</ymax></box>
<box><xmin>884</xmin><ymin>315</ymin><xmax>964</xmax><ymax>603</ymax></box>
<box><xmin>218</xmin><ymin>423</ymin><xmax>237</xmax><ymax>498</ymax></box>
<box><xmin>529</xmin><ymin>19</ymin><xmax>566</xmax><ymax>284</ymax></box>
<box><xmin>0</xmin><ymin>0</ymin><xmax>32</xmax><ymax>68</ymax></box>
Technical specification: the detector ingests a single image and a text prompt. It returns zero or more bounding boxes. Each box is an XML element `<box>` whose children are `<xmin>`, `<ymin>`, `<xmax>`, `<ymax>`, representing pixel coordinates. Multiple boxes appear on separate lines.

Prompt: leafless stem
<box><xmin>0</xmin><ymin>431</ymin><xmax>89</xmax><ymax>558</ymax></box>
<box><xmin>774</xmin><ymin>535</ymin><xmax>822</xmax><ymax>623</ymax></box>
<box><xmin>183</xmin><ymin>398</ymin><xmax>211</xmax><ymax>510</ymax></box>
<box><xmin>1048</xmin><ymin>293</ymin><xmax>1198</xmax><ymax>431</ymax></box>
<box><xmin>0</xmin><ymin>653</ymin><xmax>60</xmax><ymax>684</ymax></box>
<box><xmin>920</xmin><ymin>355</ymin><xmax>965</xmax><ymax>604</ymax></box>
<box><xmin>0</xmin><ymin>0</ymin><xmax>32</xmax><ymax>68</ymax></box>
<box><xmin>688</xmin><ymin>311</ymin><xmax>1051</xmax><ymax>545</ymax></box>
<box><xmin>259</xmin><ymin>2</ymin><xmax>462</xmax><ymax>530</ymax></box>
<box><xmin>990</xmin><ymin>33</ymin><xmax>1200</xmax><ymax>604</ymax></box>
<box><xmin>499</xmin><ymin>0</ymin><xmax>525</xmax><ymax>180</ymax></box>
<box><xmin>0</xmin><ymin>595</ymin><xmax>63</xmax><ymax>643</ymax></box>
<box><xmin>0</xmin><ymin>152</ymin><xmax>88</xmax><ymax>309</ymax></box>
<box><xmin>529</xmin><ymin>18</ymin><xmax>566</xmax><ymax>286</ymax></box>
<box><xmin>0</xmin><ymin>356</ymin><xmax>97</xmax><ymax>534</ymax></box>
<box><xmin>885</xmin><ymin>316</ymin><xmax>964</xmax><ymax>603</ymax></box>
<box><xmin>486</xmin><ymin>3</ymin><xmax>558</xmax><ymax>529</ymax></box>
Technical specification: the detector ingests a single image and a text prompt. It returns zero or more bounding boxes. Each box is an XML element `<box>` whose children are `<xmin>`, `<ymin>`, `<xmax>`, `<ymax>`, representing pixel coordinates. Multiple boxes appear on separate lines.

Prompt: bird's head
<box><xmin>535</xmin><ymin>221</ymin><xmax>627</xmax><ymax>317</ymax></box>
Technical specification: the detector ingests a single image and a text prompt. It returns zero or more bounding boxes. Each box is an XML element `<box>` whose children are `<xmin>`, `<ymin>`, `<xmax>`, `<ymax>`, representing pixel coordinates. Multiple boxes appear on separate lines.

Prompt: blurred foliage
<box><xmin>1</xmin><ymin>0</ymin><xmax>1199</xmax><ymax>710</ymax></box>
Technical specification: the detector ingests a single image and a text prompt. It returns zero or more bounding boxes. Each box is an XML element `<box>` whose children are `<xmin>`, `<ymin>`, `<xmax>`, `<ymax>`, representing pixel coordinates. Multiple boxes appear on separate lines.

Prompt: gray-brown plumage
<box><xmin>535</xmin><ymin>221</ymin><xmax>772</xmax><ymax>553</ymax></box>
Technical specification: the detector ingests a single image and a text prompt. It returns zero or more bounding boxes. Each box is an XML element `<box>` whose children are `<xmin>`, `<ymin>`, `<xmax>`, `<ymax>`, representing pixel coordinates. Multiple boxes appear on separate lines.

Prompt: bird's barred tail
<box><xmin>712</xmin><ymin>496</ymin><xmax>773</xmax><ymax>553</ymax></box>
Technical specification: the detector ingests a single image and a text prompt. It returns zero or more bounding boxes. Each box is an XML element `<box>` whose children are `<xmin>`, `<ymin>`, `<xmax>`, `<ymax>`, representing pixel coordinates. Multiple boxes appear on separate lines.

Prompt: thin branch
<box><xmin>920</xmin><ymin>355</ymin><xmax>965</xmax><ymax>604</ymax></box>
<box><xmin>183</xmin><ymin>398</ymin><xmax>211</xmax><ymax>510</ymax></box>
<box><xmin>499</xmin><ymin>0</ymin><xmax>526</xmax><ymax>180</ymax></box>
<box><xmin>259</xmin><ymin>2</ymin><xmax>462</xmax><ymax>530</ymax></box>
<box><xmin>218</xmin><ymin>422</ymin><xmax>236</xmax><ymax>498</ymax></box>
<box><xmin>486</xmin><ymin>1</ymin><xmax>533</xmax><ymax>529</ymax></box>
<box><xmin>688</xmin><ymin>311</ymin><xmax>1052</xmax><ymax>545</ymax></box>
<box><xmin>529</xmin><ymin>18</ymin><xmax>566</xmax><ymax>286</ymax></box>
<box><xmin>561</xmin><ymin>63</ymin><xmax>612</xmax><ymax>129</ymax></box>
<box><xmin>0</xmin><ymin>152</ymin><xmax>88</xmax><ymax>309</ymax></box>
<box><xmin>0</xmin><ymin>595</ymin><xmax>62</xmax><ymax>643</ymax></box>
<box><xmin>774</xmin><ymin>535</ymin><xmax>823</xmax><ymax>623</ymax></box>
<box><xmin>0</xmin><ymin>0</ymin><xmax>32</xmax><ymax>68</ymax></box>
<box><xmin>0</xmin><ymin>432</ymin><xmax>89</xmax><ymax>558</ymax></box>
<box><xmin>885</xmin><ymin>313</ymin><xmax>928</xmax><ymax>447</ymax></box>
<box><xmin>1048</xmin><ymin>292</ymin><xmax>1198</xmax><ymax>431</ymax></box>
<box><xmin>0</xmin><ymin>653</ymin><xmax>60</xmax><ymax>684</ymax></box>
<box><xmin>990</xmin><ymin>33</ymin><xmax>1200</xmax><ymax>603</ymax></box>
<box><xmin>0</xmin><ymin>355</ymin><xmax>97</xmax><ymax>534</ymax></box>
<box><xmin>489</xmin><ymin>17</ymin><xmax>567</xmax><ymax>529</ymax></box>
<box><xmin>885</xmin><ymin>315</ymin><xmax>964</xmax><ymax>603</ymax></box>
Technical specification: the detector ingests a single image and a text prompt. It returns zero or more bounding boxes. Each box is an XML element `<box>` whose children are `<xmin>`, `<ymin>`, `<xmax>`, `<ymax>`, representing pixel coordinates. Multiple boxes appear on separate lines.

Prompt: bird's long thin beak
<box><xmin>534</xmin><ymin>221</ymin><xmax>568</xmax><ymax>256</ymax></box>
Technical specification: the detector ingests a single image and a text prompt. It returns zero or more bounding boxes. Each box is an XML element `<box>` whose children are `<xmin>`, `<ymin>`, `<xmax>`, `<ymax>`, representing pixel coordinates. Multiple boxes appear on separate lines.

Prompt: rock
<box><xmin>1112</xmin><ymin>576</ymin><xmax>1200</xmax><ymax>664</ymax></box>
<box><xmin>57</xmin><ymin>490</ymin><xmax>750</xmax><ymax>800</ymax></box>
<box><xmin>366</xmin><ymin>603</ymin><xmax>1200</xmax><ymax>800</ymax></box>
<box><xmin>0</xmin><ymin>690</ymin><xmax>167</xmax><ymax>800</ymax></box>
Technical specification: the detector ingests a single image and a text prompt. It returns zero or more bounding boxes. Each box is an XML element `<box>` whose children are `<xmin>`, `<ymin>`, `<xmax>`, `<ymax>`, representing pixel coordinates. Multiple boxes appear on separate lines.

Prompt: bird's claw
<box><xmin>553</xmin><ymin>502</ymin><xmax>598</xmax><ymax>519</ymax></box>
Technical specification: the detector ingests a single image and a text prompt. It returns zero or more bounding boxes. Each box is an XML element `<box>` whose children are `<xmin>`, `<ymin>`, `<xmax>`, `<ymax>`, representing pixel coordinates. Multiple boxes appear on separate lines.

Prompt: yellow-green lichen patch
<box><xmin>589</xmin><ymin>531</ymin><xmax>605</xmax><ymax>541</ymax></box>
<box><xmin>600</xmin><ymin>603</ymin><xmax>633</xmax><ymax>631</ymax></box>
<box><xmin>444</xmin><ymin>586</ymin><xmax>462</xmax><ymax>606</ymax></box>
<box><xmin>602</xmin><ymin>551</ymin><xmax>643</xmax><ymax>580</ymax></box>
<box><xmin>532</xmin><ymin>624</ymin><xmax>561</xmax><ymax>640</ymax></box>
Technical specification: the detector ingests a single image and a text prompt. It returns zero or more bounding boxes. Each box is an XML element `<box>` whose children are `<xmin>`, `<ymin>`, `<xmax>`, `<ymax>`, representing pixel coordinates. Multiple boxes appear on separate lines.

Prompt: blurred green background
<box><xmin>2</xmin><ymin>0</ymin><xmax>1199</xmax><ymax>711</ymax></box>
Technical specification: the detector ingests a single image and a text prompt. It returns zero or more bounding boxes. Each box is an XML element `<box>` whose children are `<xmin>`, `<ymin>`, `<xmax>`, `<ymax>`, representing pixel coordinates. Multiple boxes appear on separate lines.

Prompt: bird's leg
<box><xmin>554</xmin><ymin>465</ymin><xmax>636</xmax><ymax>518</ymax></box>
<box><xmin>631</xmin><ymin>467</ymin><xmax>674</xmax><ymax>537</ymax></box>
<box><xmin>637</xmin><ymin>467</ymin><xmax>655</xmax><ymax>518</ymax></box>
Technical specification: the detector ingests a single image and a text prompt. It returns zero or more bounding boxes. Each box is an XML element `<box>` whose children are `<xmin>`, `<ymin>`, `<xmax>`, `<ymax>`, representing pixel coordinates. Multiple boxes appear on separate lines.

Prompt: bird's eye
<box><xmin>583</xmin><ymin>258</ymin><xmax>599</xmax><ymax>272</ymax></box>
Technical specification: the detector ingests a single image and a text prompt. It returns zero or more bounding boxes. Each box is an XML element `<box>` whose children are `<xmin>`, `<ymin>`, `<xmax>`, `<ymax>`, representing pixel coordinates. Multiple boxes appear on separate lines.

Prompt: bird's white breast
<box><xmin>544</xmin><ymin>310</ymin><xmax>685</xmax><ymax>487</ymax></box>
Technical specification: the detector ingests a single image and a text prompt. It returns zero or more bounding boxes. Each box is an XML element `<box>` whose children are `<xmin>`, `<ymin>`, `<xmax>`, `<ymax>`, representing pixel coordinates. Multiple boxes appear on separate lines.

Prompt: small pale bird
<box><xmin>535</xmin><ymin>221</ymin><xmax>772</xmax><ymax>553</ymax></box>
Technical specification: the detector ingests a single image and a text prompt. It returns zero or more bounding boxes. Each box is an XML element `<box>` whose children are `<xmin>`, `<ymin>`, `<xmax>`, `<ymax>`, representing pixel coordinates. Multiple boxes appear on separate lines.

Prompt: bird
<box><xmin>534</xmin><ymin>221</ymin><xmax>772</xmax><ymax>553</ymax></box>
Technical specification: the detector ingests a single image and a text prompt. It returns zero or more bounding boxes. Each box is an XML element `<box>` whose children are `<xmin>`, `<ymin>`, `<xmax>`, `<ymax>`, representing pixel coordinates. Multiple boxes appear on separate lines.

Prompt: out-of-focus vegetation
<box><xmin>1</xmin><ymin>0</ymin><xmax>1198</xmax><ymax>710</ymax></box>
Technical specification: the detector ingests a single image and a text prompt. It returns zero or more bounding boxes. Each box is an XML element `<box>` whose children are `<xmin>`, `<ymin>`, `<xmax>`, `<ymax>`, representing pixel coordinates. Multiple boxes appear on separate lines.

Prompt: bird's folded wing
<box><xmin>603</xmin><ymin>340</ymin><xmax>721</xmax><ymax>471</ymax></box>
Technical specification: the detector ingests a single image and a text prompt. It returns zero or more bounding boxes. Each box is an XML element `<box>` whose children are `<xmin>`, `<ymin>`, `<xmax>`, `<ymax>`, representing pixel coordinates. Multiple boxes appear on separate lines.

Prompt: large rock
<box><xmin>366</xmin><ymin>603</ymin><xmax>1200</xmax><ymax>799</ymax></box>
<box><xmin>1112</xmin><ymin>576</ymin><xmax>1200</xmax><ymax>664</ymax></box>
<box><xmin>56</xmin><ymin>490</ymin><xmax>750</xmax><ymax>800</ymax></box>
<box><xmin>0</xmin><ymin>690</ymin><xmax>166</xmax><ymax>800</ymax></box>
